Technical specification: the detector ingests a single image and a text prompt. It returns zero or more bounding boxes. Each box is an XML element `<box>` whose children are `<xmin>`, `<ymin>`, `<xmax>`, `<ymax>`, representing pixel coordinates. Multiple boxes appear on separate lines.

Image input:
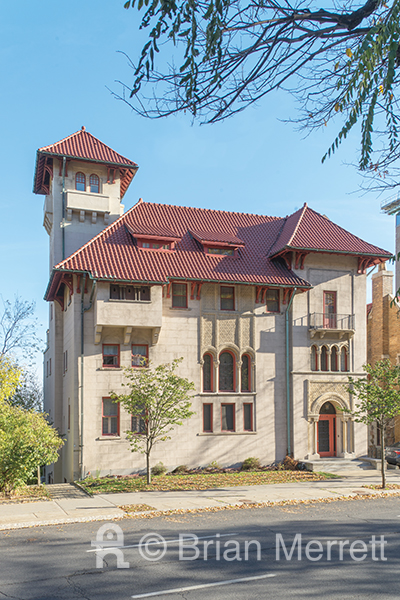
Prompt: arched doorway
<box><xmin>318</xmin><ymin>402</ymin><xmax>336</xmax><ymax>457</ymax></box>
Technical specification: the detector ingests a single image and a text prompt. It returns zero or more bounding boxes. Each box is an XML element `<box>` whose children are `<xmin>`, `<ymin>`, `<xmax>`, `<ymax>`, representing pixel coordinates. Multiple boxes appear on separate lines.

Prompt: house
<box><xmin>34</xmin><ymin>128</ymin><xmax>391</xmax><ymax>483</ymax></box>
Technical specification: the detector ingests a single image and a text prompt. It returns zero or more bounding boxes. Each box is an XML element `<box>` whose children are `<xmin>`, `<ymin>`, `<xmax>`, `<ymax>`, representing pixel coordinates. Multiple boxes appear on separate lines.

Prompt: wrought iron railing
<box><xmin>309</xmin><ymin>313</ymin><xmax>355</xmax><ymax>330</ymax></box>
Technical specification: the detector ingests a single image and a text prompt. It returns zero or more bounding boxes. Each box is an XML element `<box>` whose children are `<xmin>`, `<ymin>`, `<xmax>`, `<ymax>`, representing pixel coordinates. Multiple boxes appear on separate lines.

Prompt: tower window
<box><xmin>90</xmin><ymin>174</ymin><xmax>100</xmax><ymax>193</ymax></box>
<box><xmin>75</xmin><ymin>172</ymin><xmax>86</xmax><ymax>192</ymax></box>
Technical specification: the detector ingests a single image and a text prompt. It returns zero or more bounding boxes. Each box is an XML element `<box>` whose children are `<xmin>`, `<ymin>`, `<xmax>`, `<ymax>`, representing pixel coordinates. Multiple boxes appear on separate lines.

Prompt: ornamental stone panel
<box><xmin>307</xmin><ymin>380</ymin><xmax>352</xmax><ymax>419</ymax></box>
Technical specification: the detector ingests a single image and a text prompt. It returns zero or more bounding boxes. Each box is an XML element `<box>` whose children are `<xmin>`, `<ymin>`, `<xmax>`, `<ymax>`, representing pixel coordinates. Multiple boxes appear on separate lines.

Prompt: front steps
<box><xmin>303</xmin><ymin>458</ymin><xmax>375</xmax><ymax>474</ymax></box>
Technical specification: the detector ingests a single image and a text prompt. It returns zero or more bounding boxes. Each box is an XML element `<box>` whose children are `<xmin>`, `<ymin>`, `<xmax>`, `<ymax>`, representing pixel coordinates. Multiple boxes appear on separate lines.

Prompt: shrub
<box><xmin>151</xmin><ymin>462</ymin><xmax>167</xmax><ymax>476</ymax></box>
<box><xmin>282</xmin><ymin>456</ymin><xmax>300</xmax><ymax>471</ymax></box>
<box><xmin>241</xmin><ymin>457</ymin><xmax>261</xmax><ymax>471</ymax></box>
<box><xmin>172</xmin><ymin>465</ymin><xmax>189</xmax><ymax>474</ymax></box>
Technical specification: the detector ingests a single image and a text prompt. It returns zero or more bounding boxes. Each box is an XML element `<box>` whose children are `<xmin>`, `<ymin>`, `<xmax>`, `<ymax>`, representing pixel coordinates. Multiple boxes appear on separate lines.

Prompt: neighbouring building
<box><xmin>34</xmin><ymin>128</ymin><xmax>391</xmax><ymax>483</ymax></box>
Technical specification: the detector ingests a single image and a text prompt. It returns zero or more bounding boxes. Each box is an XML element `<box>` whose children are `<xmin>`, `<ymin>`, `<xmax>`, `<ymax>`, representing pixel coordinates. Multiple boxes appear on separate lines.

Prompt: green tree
<box><xmin>0</xmin><ymin>357</ymin><xmax>21</xmax><ymax>403</ymax></box>
<box><xmin>110</xmin><ymin>358</ymin><xmax>195</xmax><ymax>483</ymax></box>
<box><xmin>347</xmin><ymin>359</ymin><xmax>400</xmax><ymax>489</ymax></box>
<box><xmin>118</xmin><ymin>0</ymin><xmax>400</xmax><ymax>189</ymax></box>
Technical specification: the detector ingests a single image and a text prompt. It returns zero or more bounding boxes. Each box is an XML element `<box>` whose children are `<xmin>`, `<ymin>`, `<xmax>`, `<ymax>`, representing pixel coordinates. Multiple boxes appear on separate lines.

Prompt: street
<box><xmin>1</xmin><ymin>496</ymin><xmax>399</xmax><ymax>599</ymax></box>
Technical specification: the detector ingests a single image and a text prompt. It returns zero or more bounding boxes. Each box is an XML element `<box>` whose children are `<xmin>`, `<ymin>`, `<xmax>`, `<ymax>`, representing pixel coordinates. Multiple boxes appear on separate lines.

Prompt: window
<box><xmin>219</xmin><ymin>351</ymin><xmax>235</xmax><ymax>391</ymax></box>
<box><xmin>75</xmin><ymin>172</ymin><xmax>86</xmax><ymax>191</ymax></box>
<box><xmin>172</xmin><ymin>283</ymin><xmax>187</xmax><ymax>308</ymax></box>
<box><xmin>143</xmin><ymin>242</ymin><xmax>150</xmax><ymax>248</ymax></box>
<box><xmin>323</xmin><ymin>291</ymin><xmax>337</xmax><ymax>328</ymax></box>
<box><xmin>331</xmin><ymin>346</ymin><xmax>338</xmax><ymax>372</ymax></box>
<box><xmin>203</xmin><ymin>353</ymin><xmax>213</xmax><ymax>392</ymax></box>
<box><xmin>132</xmin><ymin>344</ymin><xmax>148</xmax><ymax>367</ymax></box>
<box><xmin>67</xmin><ymin>402</ymin><xmax>71</xmax><ymax>431</ymax></box>
<box><xmin>63</xmin><ymin>350</ymin><xmax>68</xmax><ymax>374</ymax></box>
<box><xmin>49</xmin><ymin>358</ymin><xmax>51</xmax><ymax>376</ymax></box>
<box><xmin>220</xmin><ymin>286</ymin><xmax>234</xmax><ymax>310</ymax></box>
<box><xmin>203</xmin><ymin>404</ymin><xmax>213</xmax><ymax>432</ymax></box>
<box><xmin>102</xmin><ymin>399</ymin><xmax>119</xmax><ymax>436</ymax></box>
<box><xmin>103</xmin><ymin>344</ymin><xmax>119</xmax><ymax>368</ymax></box>
<box><xmin>221</xmin><ymin>404</ymin><xmax>235</xmax><ymax>431</ymax></box>
<box><xmin>243</xmin><ymin>403</ymin><xmax>253</xmax><ymax>431</ymax></box>
<box><xmin>266</xmin><ymin>289</ymin><xmax>280</xmax><ymax>312</ymax></box>
<box><xmin>131</xmin><ymin>410</ymin><xmax>146</xmax><ymax>434</ymax></box>
<box><xmin>241</xmin><ymin>354</ymin><xmax>251</xmax><ymax>392</ymax></box>
<box><xmin>341</xmin><ymin>347</ymin><xmax>349</xmax><ymax>372</ymax></box>
<box><xmin>110</xmin><ymin>285</ymin><xmax>150</xmax><ymax>301</ymax></box>
<box><xmin>90</xmin><ymin>174</ymin><xmax>99</xmax><ymax>193</ymax></box>
<box><xmin>311</xmin><ymin>346</ymin><xmax>318</xmax><ymax>371</ymax></box>
<box><xmin>208</xmin><ymin>248</ymin><xmax>234</xmax><ymax>256</ymax></box>
<box><xmin>320</xmin><ymin>346</ymin><xmax>328</xmax><ymax>371</ymax></box>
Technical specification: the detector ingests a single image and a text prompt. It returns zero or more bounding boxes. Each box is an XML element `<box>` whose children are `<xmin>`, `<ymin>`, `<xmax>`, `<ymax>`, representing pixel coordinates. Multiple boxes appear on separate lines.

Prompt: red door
<box><xmin>318</xmin><ymin>415</ymin><xmax>336</xmax><ymax>457</ymax></box>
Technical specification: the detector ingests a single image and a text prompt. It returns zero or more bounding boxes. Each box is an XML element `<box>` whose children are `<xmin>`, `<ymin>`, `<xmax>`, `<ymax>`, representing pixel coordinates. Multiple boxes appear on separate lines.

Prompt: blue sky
<box><xmin>0</xmin><ymin>1</ymin><xmax>395</xmax><ymax>373</ymax></box>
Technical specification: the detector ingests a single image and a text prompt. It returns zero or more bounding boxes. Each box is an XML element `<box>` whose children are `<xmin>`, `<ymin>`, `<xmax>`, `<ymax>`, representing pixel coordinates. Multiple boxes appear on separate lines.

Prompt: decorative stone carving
<box><xmin>219</xmin><ymin>317</ymin><xmax>237</xmax><ymax>345</ymax></box>
<box><xmin>202</xmin><ymin>316</ymin><xmax>214</xmax><ymax>347</ymax></box>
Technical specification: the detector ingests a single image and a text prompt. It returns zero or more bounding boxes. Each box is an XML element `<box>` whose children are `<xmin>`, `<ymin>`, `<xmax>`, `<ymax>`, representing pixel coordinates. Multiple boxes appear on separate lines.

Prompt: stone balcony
<box><xmin>309</xmin><ymin>312</ymin><xmax>355</xmax><ymax>339</ymax></box>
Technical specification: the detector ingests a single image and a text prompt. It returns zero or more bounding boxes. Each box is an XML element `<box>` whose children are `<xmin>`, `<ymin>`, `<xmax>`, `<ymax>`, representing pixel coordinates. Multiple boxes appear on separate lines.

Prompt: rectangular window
<box><xmin>172</xmin><ymin>283</ymin><xmax>187</xmax><ymax>308</ymax></box>
<box><xmin>68</xmin><ymin>402</ymin><xmax>71</xmax><ymax>431</ymax></box>
<box><xmin>142</xmin><ymin>242</ymin><xmax>150</xmax><ymax>248</ymax></box>
<box><xmin>132</xmin><ymin>344</ymin><xmax>148</xmax><ymax>367</ymax></box>
<box><xmin>103</xmin><ymin>344</ymin><xmax>120</xmax><ymax>368</ymax></box>
<box><xmin>203</xmin><ymin>404</ymin><xmax>213</xmax><ymax>433</ymax></box>
<box><xmin>208</xmin><ymin>248</ymin><xmax>234</xmax><ymax>256</ymax></box>
<box><xmin>102</xmin><ymin>398</ymin><xmax>119</xmax><ymax>436</ymax></box>
<box><xmin>266</xmin><ymin>289</ymin><xmax>279</xmax><ymax>312</ymax></box>
<box><xmin>63</xmin><ymin>350</ymin><xmax>68</xmax><ymax>374</ymax></box>
<box><xmin>49</xmin><ymin>358</ymin><xmax>51</xmax><ymax>376</ymax></box>
<box><xmin>323</xmin><ymin>291</ymin><xmax>337</xmax><ymax>328</ymax></box>
<box><xmin>131</xmin><ymin>413</ymin><xmax>146</xmax><ymax>434</ymax></box>
<box><xmin>220</xmin><ymin>286</ymin><xmax>234</xmax><ymax>311</ymax></box>
<box><xmin>243</xmin><ymin>403</ymin><xmax>253</xmax><ymax>431</ymax></box>
<box><xmin>221</xmin><ymin>404</ymin><xmax>235</xmax><ymax>432</ymax></box>
<box><xmin>110</xmin><ymin>285</ymin><xmax>151</xmax><ymax>302</ymax></box>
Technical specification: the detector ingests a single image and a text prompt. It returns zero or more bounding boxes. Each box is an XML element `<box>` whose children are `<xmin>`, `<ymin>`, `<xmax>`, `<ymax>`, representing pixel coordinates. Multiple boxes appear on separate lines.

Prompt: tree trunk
<box><xmin>146</xmin><ymin>439</ymin><xmax>151</xmax><ymax>484</ymax></box>
<box><xmin>37</xmin><ymin>465</ymin><xmax>41</xmax><ymax>486</ymax></box>
<box><xmin>380</xmin><ymin>423</ymin><xmax>386</xmax><ymax>489</ymax></box>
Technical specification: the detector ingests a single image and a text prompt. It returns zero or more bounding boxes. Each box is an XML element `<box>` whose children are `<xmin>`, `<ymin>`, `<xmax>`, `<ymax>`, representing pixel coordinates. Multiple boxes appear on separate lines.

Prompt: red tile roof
<box><xmin>190</xmin><ymin>229</ymin><xmax>245</xmax><ymax>246</ymax></box>
<box><xmin>33</xmin><ymin>127</ymin><xmax>138</xmax><ymax>199</ymax></box>
<box><xmin>270</xmin><ymin>203</ymin><xmax>390</xmax><ymax>258</ymax></box>
<box><xmin>45</xmin><ymin>200</ymin><xmax>391</xmax><ymax>300</ymax></box>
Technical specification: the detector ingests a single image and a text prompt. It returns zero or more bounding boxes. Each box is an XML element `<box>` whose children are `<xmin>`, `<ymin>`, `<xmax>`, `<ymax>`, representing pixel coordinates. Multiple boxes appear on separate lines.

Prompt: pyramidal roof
<box><xmin>33</xmin><ymin>127</ymin><xmax>138</xmax><ymax>198</ymax></box>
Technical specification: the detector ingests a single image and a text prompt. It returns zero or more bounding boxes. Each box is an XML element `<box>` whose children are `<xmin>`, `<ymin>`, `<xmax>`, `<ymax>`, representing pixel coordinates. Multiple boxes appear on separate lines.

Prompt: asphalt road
<box><xmin>1</xmin><ymin>497</ymin><xmax>399</xmax><ymax>599</ymax></box>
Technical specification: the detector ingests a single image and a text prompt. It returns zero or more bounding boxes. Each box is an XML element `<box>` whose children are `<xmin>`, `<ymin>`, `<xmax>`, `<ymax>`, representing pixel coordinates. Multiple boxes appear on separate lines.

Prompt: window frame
<box><xmin>102</xmin><ymin>398</ymin><xmax>120</xmax><ymax>436</ymax></box>
<box><xmin>203</xmin><ymin>403</ymin><xmax>213</xmax><ymax>433</ymax></box>
<box><xmin>331</xmin><ymin>346</ymin><xmax>338</xmax><ymax>372</ymax></box>
<box><xmin>241</xmin><ymin>353</ymin><xmax>251</xmax><ymax>392</ymax></box>
<box><xmin>203</xmin><ymin>353</ymin><xmax>213</xmax><ymax>392</ymax></box>
<box><xmin>172</xmin><ymin>283</ymin><xmax>188</xmax><ymax>308</ymax></box>
<box><xmin>131</xmin><ymin>410</ymin><xmax>147</xmax><ymax>435</ymax></box>
<box><xmin>323</xmin><ymin>290</ymin><xmax>337</xmax><ymax>328</ymax></box>
<box><xmin>265</xmin><ymin>288</ymin><xmax>280</xmax><ymax>313</ymax></box>
<box><xmin>102</xmin><ymin>344</ymin><xmax>120</xmax><ymax>368</ymax></box>
<box><xmin>221</xmin><ymin>403</ymin><xmax>235</xmax><ymax>432</ymax></box>
<box><xmin>311</xmin><ymin>345</ymin><xmax>318</xmax><ymax>371</ymax></box>
<box><xmin>75</xmin><ymin>172</ymin><xmax>86</xmax><ymax>192</ymax></box>
<box><xmin>89</xmin><ymin>173</ymin><xmax>100</xmax><ymax>193</ymax></box>
<box><xmin>219</xmin><ymin>350</ymin><xmax>236</xmax><ymax>392</ymax></box>
<box><xmin>243</xmin><ymin>403</ymin><xmax>254</xmax><ymax>432</ymax></box>
<box><xmin>220</xmin><ymin>286</ymin><xmax>235</xmax><ymax>311</ymax></box>
<box><xmin>131</xmin><ymin>344</ymin><xmax>149</xmax><ymax>368</ymax></box>
<box><xmin>320</xmin><ymin>346</ymin><xmax>328</xmax><ymax>372</ymax></box>
<box><xmin>341</xmin><ymin>347</ymin><xmax>349</xmax><ymax>372</ymax></box>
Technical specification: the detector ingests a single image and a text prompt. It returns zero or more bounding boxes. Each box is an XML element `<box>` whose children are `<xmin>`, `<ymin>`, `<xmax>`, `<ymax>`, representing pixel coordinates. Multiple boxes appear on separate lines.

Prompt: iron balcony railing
<box><xmin>309</xmin><ymin>313</ymin><xmax>355</xmax><ymax>331</ymax></box>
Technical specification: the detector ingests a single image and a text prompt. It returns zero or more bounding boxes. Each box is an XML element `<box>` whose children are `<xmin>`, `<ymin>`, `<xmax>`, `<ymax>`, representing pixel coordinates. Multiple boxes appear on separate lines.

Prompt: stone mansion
<box><xmin>34</xmin><ymin>127</ymin><xmax>391</xmax><ymax>483</ymax></box>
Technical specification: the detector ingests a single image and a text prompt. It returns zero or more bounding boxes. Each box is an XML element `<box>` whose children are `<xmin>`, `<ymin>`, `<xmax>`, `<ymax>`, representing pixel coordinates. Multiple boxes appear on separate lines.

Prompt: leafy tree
<box><xmin>0</xmin><ymin>403</ymin><xmax>64</xmax><ymax>495</ymax></box>
<box><xmin>8</xmin><ymin>368</ymin><xmax>43</xmax><ymax>412</ymax></box>
<box><xmin>110</xmin><ymin>358</ymin><xmax>195</xmax><ymax>483</ymax></box>
<box><xmin>347</xmin><ymin>359</ymin><xmax>400</xmax><ymax>489</ymax></box>
<box><xmin>118</xmin><ymin>0</ymin><xmax>400</xmax><ymax>189</ymax></box>
<box><xmin>0</xmin><ymin>357</ymin><xmax>21</xmax><ymax>403</ymax></box>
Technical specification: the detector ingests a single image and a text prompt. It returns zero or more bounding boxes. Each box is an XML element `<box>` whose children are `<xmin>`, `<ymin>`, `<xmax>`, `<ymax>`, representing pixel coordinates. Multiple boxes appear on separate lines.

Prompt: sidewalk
<box><xmin>1</xmin><ymin>471</ymin><xmax>400</xmax><ymax>531</ymax></box>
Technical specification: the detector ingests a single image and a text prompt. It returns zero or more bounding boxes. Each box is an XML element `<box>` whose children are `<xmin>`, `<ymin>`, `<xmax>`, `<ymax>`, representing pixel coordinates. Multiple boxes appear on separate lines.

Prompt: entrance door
<box><xmin>318</xmin><ymin>401</ymin><xmax>337</xmax><ymax>457</ymax></box>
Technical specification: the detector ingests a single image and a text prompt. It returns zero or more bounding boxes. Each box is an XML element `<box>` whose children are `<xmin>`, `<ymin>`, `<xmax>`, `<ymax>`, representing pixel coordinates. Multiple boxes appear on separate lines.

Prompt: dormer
<box><xmin>189</xmin><ymin>229</ymin><xmax>245</xmax><ymax>257</ymax></box>
<box><xmin>126</xmin><ymin>222</ymin><xmax>181</xmax><ymax>251</ymax></box>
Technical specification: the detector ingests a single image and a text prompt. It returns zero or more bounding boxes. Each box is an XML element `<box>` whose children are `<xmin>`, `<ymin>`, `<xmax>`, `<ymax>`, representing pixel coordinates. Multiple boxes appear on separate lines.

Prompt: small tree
<box><xmin>0</xmin><ymin>296</ymin><xmax>41</xmax><ymax>363</ymax></box>
<box><xmin>347</xmin><ymin>360</ymin><xmax>400</xmax><ymax>489</ymax></box>
<box><xmin>110</xmin><ymin>358</ymin><xmax>195</xmax><ymax>483</ymax></box>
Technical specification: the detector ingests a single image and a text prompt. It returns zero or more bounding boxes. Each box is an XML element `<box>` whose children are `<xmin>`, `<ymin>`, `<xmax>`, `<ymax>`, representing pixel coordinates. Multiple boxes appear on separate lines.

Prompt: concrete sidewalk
<box><xmin>1</xmin><ymin>471</ymin><xmax>400</xmax><ymax>531</ymax></box>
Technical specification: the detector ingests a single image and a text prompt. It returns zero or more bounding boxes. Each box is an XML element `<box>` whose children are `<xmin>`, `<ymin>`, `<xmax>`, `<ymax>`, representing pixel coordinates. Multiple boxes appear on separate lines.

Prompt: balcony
<box><xmin>66</xmin><ymin>190</ymin><xmax>111</xmax><ymax>213</ymax></box>
<box><xmin>309</xmin><ymin>313</ymin><xmax>355</xmax><ymax>339</ymax></box>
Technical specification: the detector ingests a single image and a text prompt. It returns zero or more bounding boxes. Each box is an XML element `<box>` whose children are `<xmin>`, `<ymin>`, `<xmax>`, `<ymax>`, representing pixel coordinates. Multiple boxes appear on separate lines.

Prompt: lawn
<box><xmin>78</xmin><ymin>470</ymin><xmax>338</xmax><ymax>495</ymax></box>
<box><xmin>0</xmin><ymin>485</ymin><xmax>50</xmax><ymax>504</ymax></box>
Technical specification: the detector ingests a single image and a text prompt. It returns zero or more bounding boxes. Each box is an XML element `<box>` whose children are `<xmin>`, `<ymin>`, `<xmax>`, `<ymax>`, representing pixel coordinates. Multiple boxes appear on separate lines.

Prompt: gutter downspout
<box><xmin>285</xmin><ymin>287</ymin><xmax>297</xmax><ymax>457</ymax></box>
<box><xmin>61</xmin><ymin>157</ymin><xmax>66</xmax><ymax>261</ymax></box>
<box><xmin>80</xmin><ymin>276</ymin><xmax>97</xmax><ymax>480</ymax></box>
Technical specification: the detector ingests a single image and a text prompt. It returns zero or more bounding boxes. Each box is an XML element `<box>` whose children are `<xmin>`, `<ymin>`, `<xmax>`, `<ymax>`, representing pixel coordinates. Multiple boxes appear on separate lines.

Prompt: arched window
<box><xmin>241</xmin><ymin>354</ymin><xmax>251</xmax><ymax>391</ymax></box>
<box><xmin>219</xmin><ymin>351</ymin><xmax>235</xmax><ymax>392</ymax></box>
<box><xmin>331</xmin><ymin>346</ymin><xmax>338</xmax><ymax>372</ymax></box>
<box><xmin>75</xmin><ymin>172</ymin><xmax>86</xmax><ymax>191</ymax></box>
<box><xmin>320</xmin><ymin>346</ymin><xmax>328</xmax><ymax>371</ymax></box>
<box><xmin>90</xmin><ymin>174</ymin><xmax>100</xmax><ymax>193</ymax></box>
<box><xmin>341</xmin><ymin>347</ymin><xmax>348</xmax><ymax>372</ymax></box>
<box><xmin>203</xmin><ymin>353</ymin><xmax>213</xmax><ymax>392</ymax></box>
<box><xmin>311</xmin><ymin>346</ymin><xmax>318</xmax><ymax>371</ymax></box>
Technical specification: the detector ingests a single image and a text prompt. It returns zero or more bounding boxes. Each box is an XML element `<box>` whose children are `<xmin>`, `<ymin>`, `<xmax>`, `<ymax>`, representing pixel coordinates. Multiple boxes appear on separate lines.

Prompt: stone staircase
<box><xmin>302</xmin><ymin>458</ymin><xmax>376</xmax><ymax>474</ymax></box>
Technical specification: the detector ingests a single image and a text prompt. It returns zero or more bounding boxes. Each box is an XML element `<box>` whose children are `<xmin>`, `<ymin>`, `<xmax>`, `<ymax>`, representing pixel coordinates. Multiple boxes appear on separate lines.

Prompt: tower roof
<box><xmin>33</xmin><ymin>127</ymin><xmax>138</xmax><ymax>198</ymax></box>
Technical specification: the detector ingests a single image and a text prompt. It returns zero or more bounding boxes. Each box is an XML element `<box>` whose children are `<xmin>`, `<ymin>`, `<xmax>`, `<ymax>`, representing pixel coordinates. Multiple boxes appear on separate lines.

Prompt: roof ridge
<box><xmin>39</xmin><ymin>128</ymin><xmax>85</xmax><ymax>152</ymax></box>
<box><xmin>285</xmin><ymin>203</ymin><xmax>308</xmax><ymax>247</ymax></box>
<box><xmin>54</xmin><ymin>199</ymin><xmax>143</xmax><ymax>271</ymax></box>
<box><xmin>139</xmin><ymin>199</ymin><xmax>281</xmax><ymax>221</ymax></box>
